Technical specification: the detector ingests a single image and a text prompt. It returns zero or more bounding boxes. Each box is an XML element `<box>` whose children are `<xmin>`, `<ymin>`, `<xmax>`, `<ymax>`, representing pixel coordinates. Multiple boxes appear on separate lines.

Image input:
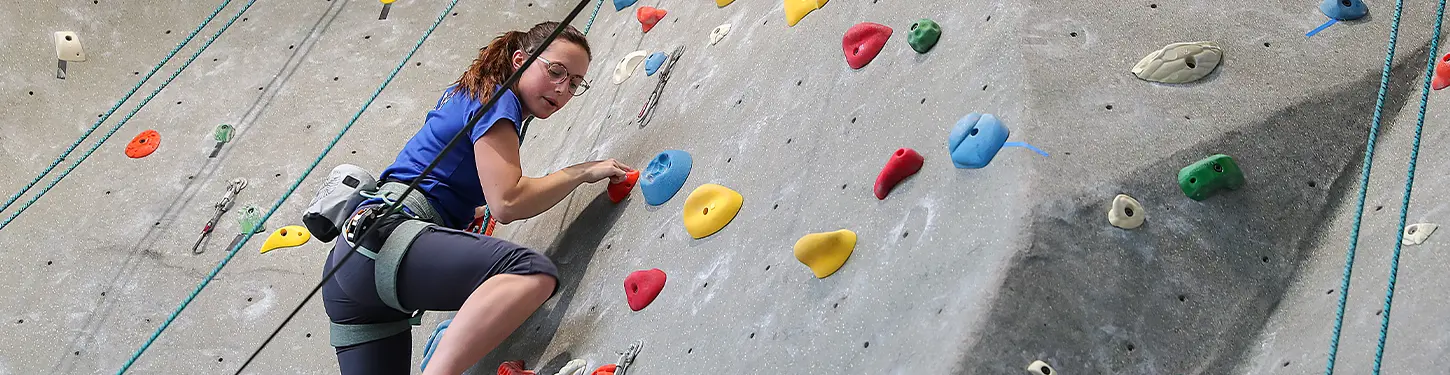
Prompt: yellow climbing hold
<box><xmin>716</xmin><ymin>0</ymin><xmax>734</xmax><ymax>7</ymax></box>
<box><xmin>683</xmin><ymin>183</ymin><xmax>743</xmax><ymax>239</ymax></box>
<box><xmin>784</xmin><ymin>0</ymin><xmax>828</xmax><ymax>27</ymax></box>
<box><xmin>380</xmin><ymin>0</ymin><xmax>395</xmax><ymax>4</ymax></box>
<box><xmin>793</xmin><ymin>229</ymin><xmax>856</xmax><ymax>278</ymax></box>
<box><xmin>260</xmin><ymin>225</ymin><xmax>311</xmax><ymax>254</ymax></box>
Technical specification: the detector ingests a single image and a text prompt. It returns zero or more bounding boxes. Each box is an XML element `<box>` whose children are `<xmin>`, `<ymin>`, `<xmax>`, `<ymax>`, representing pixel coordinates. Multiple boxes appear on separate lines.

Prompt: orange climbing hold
<box><xmin>125</xmin><ymin>129</ymin><xmax>160</xmax><ymax>158</ymax></box>
<box><xmin>1434</xmin><ymin>52</ymin><xmax>1450</xmax><ymax>90</ymax></box>
<box><xmin>608</xmin><ymin>170</ymin><xmax>640</xmax><ymax>203</ymax></box>
<box><xmin>637</xmin><ymin>6</ymin><xmax>667</xmax><ymax>33</ymax></box>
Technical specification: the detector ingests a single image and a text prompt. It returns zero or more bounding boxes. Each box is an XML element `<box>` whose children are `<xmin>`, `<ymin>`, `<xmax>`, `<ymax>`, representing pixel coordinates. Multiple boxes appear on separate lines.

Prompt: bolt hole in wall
<box><xmin>1149</xmin><ymin>3</ymin><xmax>1157</xmax><ymax>8</ymax></box>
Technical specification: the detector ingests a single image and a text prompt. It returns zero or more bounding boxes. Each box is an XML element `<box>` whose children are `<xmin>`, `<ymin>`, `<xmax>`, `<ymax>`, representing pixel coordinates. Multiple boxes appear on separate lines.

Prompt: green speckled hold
<box><xmin>908</xmin><ymin>19</ymin><xmax>941</xmax><ymax>53</ymax></box>
<box><xmin>1177</xmin><ymin>154</ymin><xmax>1245</xmax><ymax>201</ymax></box>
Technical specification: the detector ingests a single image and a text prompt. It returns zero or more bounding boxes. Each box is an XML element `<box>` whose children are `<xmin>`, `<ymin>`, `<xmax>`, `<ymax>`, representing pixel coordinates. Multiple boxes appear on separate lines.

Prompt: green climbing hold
<box><xmin>908</xmin><ymin>19</ymin><xmax>941</xmax><ymax>53</ymax></box>
<box><xmin>1177</xmin><ymin>154</ymin><xmax>1244</xmax><ymax>201</ymax></box>
<box><xmin>215</xmin><ymin>124</ymin><xmax>235</xmax><ymax>143</ymax></box>
<box><xmin>237</xmin><ymin>205</ymin><xmax>264</xmax><ymax>234</ymax></box>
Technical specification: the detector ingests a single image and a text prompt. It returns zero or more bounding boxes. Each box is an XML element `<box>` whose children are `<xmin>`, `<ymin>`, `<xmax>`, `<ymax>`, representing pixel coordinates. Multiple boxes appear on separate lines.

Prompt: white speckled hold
<box><xmin>1027</xmin><ymin>360</ymin><xmax>1056</xmax><ymax>375</ymax></box>
<box><xmin>1108</xmin><ymin>194</ymin><xmax>1144</xmax><ymax>229</ymax></box>
<box><xmin>1402</xmin><ymin>223</ymin><xmax>1437</xmax><ymax>245</ymax></box>
<box><xmin>1131</xmin><ymin>41</ymin><xmax>1223</xmax><ymax>84</ymax></box>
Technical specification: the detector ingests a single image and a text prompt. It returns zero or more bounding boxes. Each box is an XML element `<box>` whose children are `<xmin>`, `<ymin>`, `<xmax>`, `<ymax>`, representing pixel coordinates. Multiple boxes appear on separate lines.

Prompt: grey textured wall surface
<box><xmin>2</xmin><ymin>0</ymin><xmax>1448</xmax><ymax>374</ymax></box>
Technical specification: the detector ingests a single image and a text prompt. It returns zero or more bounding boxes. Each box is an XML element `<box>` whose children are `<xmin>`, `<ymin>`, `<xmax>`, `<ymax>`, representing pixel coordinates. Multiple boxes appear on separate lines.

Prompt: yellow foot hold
<box><xmin>793</xmin><ymin>229</ymin><xmax>856</xmax><ymax>278</ymax></box>
<box><xmin>784</xmin><ymin>0</ymin><xmax>828</xmax><ymax>27</ymax></box>
<box><xmin>716</xmin><ymin>0</ymin><xmax>734</xmax><ymax>7</ymax></box>
<box><xmin>683</xmin><ymin>184</ymin><xmax>743</xmax><ymax>239</ymax></box>
<box><xmin>260</xmin><ymin>225</ymin><xmax>311</xmax><ymax>254</ymax></box>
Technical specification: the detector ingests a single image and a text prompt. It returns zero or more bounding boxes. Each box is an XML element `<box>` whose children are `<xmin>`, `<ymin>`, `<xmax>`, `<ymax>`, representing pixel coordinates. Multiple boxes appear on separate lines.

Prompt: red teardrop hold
<box><xmin>637</xmin><ymin>6</ymin><xmax>667</xmax><ymax>33</ymax></box>
<box><xmin>497</xmin><ymin>360</ymin><xmax>536</xmax><ymax>375</ymax></box>
<box><xmin>1434</xmin><ymin>52</ymin><xmax>1450</xmax><ymax>90</ymax></box>
<box><xmin>624</xmin><ymin>268</ymin><xmax>666</xmax><ymax>311</ymax></box>
<box><xmin>608</xmin><ymin>170</ymin><xmax>640</xmax><ymax>203</ymax></box>
<box><xmin>843</xmin><ymin>22</ymin><xmax>893</xmax><ymax>69</ymax></box>
<box><xmin>874</xmin><ymin>148</ymin><xmax>925</xmax><ymax>200</ymax></box>
<box><xmin>592</xmin><ymin>364</ymin><xmax>618</xmax><ymax>375</ymax></box>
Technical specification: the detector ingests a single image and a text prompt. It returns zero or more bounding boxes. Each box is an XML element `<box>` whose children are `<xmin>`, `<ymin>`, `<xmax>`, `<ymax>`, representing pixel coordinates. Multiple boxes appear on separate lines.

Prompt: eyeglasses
<box><xmin>534</xmin><ymin>56</ymin><xmax>590</xmax><ymax>96</ymax></box>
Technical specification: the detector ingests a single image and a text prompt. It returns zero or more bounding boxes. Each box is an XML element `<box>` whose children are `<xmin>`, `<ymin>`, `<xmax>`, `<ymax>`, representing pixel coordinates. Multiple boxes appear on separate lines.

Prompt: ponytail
<box><xmin>449</xmin><ymin>22</ymin><xmax>592</xmax><ymax>104</ymax></box>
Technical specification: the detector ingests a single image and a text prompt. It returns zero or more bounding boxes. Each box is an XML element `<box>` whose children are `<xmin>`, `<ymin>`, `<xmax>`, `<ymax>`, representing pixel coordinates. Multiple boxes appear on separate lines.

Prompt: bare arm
<box><xmin>473</xmin><ymin>119</ymin><xmax>631</xmax><ymax>224</ymax></box>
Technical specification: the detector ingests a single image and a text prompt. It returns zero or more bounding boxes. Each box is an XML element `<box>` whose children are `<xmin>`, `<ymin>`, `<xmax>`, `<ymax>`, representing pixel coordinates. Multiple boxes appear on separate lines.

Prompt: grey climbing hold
<box><xmin>1108</xmin><ymin>194</ymin><xmax>1144</xmax><ymax>229</ymax></box>
<box><xmin>1027</xmin><ymin>360</ymin><xmax>1056</xmax><ymax>375</ymax></box>
<box><xmin>553</xmin><ymin>359</ymin><xmax>589</xmax><ymax>375</ymax></box>
<box><xmin>1131</xmin><ymin>41</ymin><xmax>1223</xmax><ymax>84</ymax></box>
<box><xmin>1402</xmin><ymin>223</ymin><xmax>1438</xmax><ymax>245</ymax></box>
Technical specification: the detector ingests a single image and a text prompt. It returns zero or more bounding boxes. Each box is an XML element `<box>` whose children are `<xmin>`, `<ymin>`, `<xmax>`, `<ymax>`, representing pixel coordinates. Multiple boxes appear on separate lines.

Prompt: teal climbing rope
<box><xmin>1322</xmin><ymin>0</ymin><xmax>1406</xmax><ymax>372</ymax></box>
<box><xmin>113</xmin><ymin>0</ymin><xmax>462</xmax><ymax>373</ymax></box>
<box><xmin>0</xmin><ymin>1</ymin><xmax>256</xmax><ymax>232</ymax></box>
<box><xmin>0</xmin><ymin>0</ymin><xmax>235</xmax><ymax>219</ymax></box>
<box><xmin>582</xmin><ymin>0</ymin><xmax>605</xmax><ymax>34</ymax></box>
<box><xmin>1372</xmin><ymin>0</ymin><xmax>1445</xmax><ymax>373</ymax></box>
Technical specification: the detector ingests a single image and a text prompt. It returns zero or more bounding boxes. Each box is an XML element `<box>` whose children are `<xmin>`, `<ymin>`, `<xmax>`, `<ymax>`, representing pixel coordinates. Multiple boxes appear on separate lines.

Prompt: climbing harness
<box><xmin>1323</xmin><ymin>0</ymin><xmax>1445</xmax><ymax>372</ymax></box>
<box><xmin>189</xmin><ymin>178</ymin><xmax>247</xmax><ymax>255</ymax></box>
<box><xmin>0</xmin><ymin>0</ymin><xmax>257</xmax><ymax>232</ymax></box>
<box><xmin>0</xmin><ymin>0</ymin><xmax>240</xmax><ymax>220</ymax></box>
<box><xmin>637</xmin><ymin>46</ymin><xmax>684</xmax><ymax>129</ymax></box>
<box><xmin>225</xmin><ymin>2</ymin><xmax>597</xmax><ymax>372</ymax></box>
<box><xmin>116</xmin><ymin>0</ymin><xmax>451</xmax><ymax>371</ymax></box>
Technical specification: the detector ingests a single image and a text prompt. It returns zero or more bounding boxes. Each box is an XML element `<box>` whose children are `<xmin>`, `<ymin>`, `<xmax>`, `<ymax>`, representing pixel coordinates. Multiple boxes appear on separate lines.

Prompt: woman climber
<box><xmin>320</xmin><ymin>21</ymin><xmax>632</xmax><ymax>374</ymax></box>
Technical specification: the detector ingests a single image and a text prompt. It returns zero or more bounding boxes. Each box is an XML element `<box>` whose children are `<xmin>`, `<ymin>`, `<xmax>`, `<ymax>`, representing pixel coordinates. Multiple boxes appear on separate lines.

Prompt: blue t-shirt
<box><xmin>377</xmin><ymin>86</ymin><xmax>525</xmax><ymax>228</ymax></box>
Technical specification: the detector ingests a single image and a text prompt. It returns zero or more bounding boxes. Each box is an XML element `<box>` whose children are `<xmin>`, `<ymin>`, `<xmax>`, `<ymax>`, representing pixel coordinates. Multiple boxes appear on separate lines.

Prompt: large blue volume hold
<box><xmin>614</xmin><ymin>0</ymin><xmax>639</xmax><ymax>11</ymax></box>
<box><xmin>1320</xmin><ymin>0</ymin><xmax>1367</xmax><ymax>21</ymax></box>
<box><xmin>644</xmin><ymin>52</ymin><xmax>667</xmax><ymax>76</ymax></box>
<box><xmin>641</xmin><ymin>150</ymin><xmax>693</xmax><ymax>205</ymax></box>
<box><xmin>947</xmin><ymin>112</ymin><xmax>1010</xmax><ymax>169</ymax></box>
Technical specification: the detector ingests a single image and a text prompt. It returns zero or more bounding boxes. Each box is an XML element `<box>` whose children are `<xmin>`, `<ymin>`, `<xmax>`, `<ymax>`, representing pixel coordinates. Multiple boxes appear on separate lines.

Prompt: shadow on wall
<box><xmin>471</xmin><ymin>192</ymin><xmax>625</xmax><ymax>374</ymax></box>
<box><xmin>957</xmin><ymin>42</ymin><xmax>1431</xmax><ymax>375</ymax></box>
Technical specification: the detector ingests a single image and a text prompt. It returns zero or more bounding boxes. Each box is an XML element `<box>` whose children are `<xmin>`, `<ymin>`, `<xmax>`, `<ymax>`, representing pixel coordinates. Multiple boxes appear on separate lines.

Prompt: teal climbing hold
<box><xmin>644</xmin><ymin>52</ymin><xmax>667</xmax><ymax>76</ymax></box>
<box><xmin>614</xmin><ymin>0</ymin><xmax>638</xmax><ymax>11</ymax></box>
<box><xmin>640</xmin><ymin>150</ymin><xmax>692</xmax><ymax>205</ymax></box>
<box><xmin>1320</xmin><ymin>0</ymin><xmax>1367</xmax><ymax>21</ymax></box>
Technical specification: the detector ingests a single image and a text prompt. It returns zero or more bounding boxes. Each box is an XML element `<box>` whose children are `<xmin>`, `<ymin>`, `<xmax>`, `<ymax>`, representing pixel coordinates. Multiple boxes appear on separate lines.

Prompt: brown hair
<box><xmin>449</xmin><ymin>21</ymin><xmax>591</xmax><ymax>103</ymax></box>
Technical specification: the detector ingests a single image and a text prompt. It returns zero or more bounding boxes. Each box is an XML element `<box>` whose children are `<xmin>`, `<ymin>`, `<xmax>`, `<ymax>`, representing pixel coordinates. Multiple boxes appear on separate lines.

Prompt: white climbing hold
<box><xmin>54</xmin><ymin>31</ymin><xmax>86</xmax><ymax>62</ymax></box>
<box><xmin>1108</xmin><ymin>194</ymin><xmax>1144</xmax><ymax>229</ymax></box>
<box><xmin>1402</xmin><ymin>223</ymin><xmax>1438</xmax><ymax>245</ymax></box>
<box><xmin>553</xmin><ymin>359</ymin><xmax>589</xmax><ymax>375</ymax></box>
<box><xmin>709</xmin><ymin>24</ymin><xmax>731</xmax><ymax>45</ymax></box>
<box><xmin>612</xmin><ymin>50</ymin><xmax>649</xmax><ymax>84</ymax></box>
<box><xmin>1131</xmin><ymin>41</ymin><xmax>1222</xmax><ymax>84</ymax></box>
<box><xmin>1027</xmin><ymin>360</ymin><xmax>1056</xmax><ymax>375</ymax></box>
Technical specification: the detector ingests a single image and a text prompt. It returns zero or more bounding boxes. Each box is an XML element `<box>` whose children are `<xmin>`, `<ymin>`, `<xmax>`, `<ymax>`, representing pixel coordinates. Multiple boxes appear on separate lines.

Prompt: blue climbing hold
<box><xmin>644</xmin><ymin>52</ymin><xmax>667</xmax><ymax>76</ymax></box>
<box><xmin>947</xmin><ymin>112</ymin><xmax>1010</xmax><ymax>169</ymax></box>
<box><xmin>614</xmin><ymin>0</ymin><xmax>639</xmax><ymax>11</ymax></box>
<box><xmin>420</xmin><ymin>319</ymin><xmax>451</xmax><ymax>372</ymax></box>
<box><xmin>1320</xmin><ymin>0</ymin><xmax>1367</xmax><ymax>21</ymax></box>
<box><xmin>641</xmin><ymin>150</ymin><xmax>693</xmax><ymax>205</ymax></box>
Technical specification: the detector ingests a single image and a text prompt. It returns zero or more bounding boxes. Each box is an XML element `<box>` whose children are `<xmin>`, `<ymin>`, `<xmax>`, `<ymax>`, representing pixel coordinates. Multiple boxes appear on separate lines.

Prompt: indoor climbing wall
<box><xmin>1</xmin><ymin>0</ymin><xmax>1449</xmax><ymax>374</ymax></box>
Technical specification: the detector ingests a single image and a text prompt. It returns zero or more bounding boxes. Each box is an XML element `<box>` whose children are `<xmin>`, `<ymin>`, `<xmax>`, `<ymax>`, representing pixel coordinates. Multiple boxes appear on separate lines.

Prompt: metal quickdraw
<box><xmin>190</xmin><ymin>177</ymin><xmax>247</xmax><ymax>254</ymax></box>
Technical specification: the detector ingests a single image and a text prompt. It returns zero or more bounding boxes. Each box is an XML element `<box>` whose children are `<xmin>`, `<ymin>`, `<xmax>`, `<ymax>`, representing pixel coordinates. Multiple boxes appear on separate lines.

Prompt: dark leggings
<box><xmin>321</xmin><ymin>206</ymin><xmax>559</xmax><ymax>374</ymax></box>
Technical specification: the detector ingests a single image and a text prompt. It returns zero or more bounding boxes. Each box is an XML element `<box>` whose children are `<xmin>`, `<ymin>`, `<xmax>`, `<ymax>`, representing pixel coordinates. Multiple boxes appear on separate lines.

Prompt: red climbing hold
<box><xmin>637</xmin><ymin>6</ymin><xmax>667</xmax><ymax>33</ymax></box>
<box><xmin>1434</xmin><ymin>52</ymin><xmax>1450</xmax><ymax>90</ymax></box>
<box><xmin>608</xmin><ymin>170</ymin><xmax>640</xmax><ymax>203</ymax></box>
<box><xmin>592</xmin><ymin>364</ymin><xmax>618</xmax><ymax>375</ymax></box>
<box><xmin>874</xmin><ymin>148</ymin><xmax>924</xmax><ymax>200</ymax></box>
<box><xmin>497</xmin><ymin>360</ymin><xmax>537</xmax><ymax>375</ymax></box>
<box><xmin>624</xmin><ymin>268</ymin><xmax>666</xmax><ymax>311</ymax></box>
<box><xmin>125</xmin><ymin>129</ymin><xmax>160</xmax><ymax>159</ymax></box>
<box><xmin>843</xmin><ymin>22</ymin><xmax>892</xmax><ymax>69</ymax></box>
